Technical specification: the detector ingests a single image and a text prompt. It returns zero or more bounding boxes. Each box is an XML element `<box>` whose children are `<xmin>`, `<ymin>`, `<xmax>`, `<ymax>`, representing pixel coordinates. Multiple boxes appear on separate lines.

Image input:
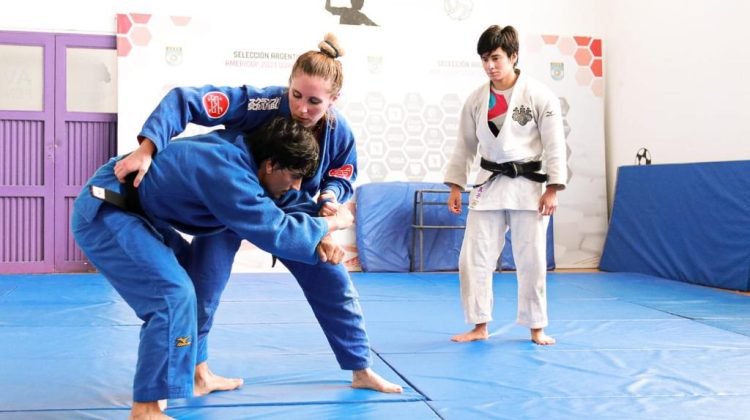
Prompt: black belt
<box><xmin>473</xmin><ymin>158</ymin><xmax>548</xmax><ymax>187</ymax></box>
<box><xmin>89</xmin><ymin>172</ymin><xmax>147</xmax><ymax>218</ymax></box>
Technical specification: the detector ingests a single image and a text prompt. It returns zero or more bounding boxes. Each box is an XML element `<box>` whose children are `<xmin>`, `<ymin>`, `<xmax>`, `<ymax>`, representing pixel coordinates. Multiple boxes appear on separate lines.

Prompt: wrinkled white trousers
<box><xmin>459</xmin><ymin>209</ymin><xmax>550</xmax><ymax>328</ymax></box>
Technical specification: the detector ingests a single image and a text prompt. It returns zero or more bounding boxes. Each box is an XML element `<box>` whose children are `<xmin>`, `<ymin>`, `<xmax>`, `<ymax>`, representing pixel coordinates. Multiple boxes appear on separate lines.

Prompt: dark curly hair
<box><xmin>245</xmin><ymin>117</ymin><xmax>319</xmax><ymax>177</ymax></box>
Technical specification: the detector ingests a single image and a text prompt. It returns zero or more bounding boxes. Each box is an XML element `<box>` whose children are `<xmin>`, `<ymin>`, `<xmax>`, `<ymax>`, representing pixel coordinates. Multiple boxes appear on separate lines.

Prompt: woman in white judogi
<box><xmin>444</xmin><ymin>25</ymin><xmax>567</xmax><ymax>345</ymax></box>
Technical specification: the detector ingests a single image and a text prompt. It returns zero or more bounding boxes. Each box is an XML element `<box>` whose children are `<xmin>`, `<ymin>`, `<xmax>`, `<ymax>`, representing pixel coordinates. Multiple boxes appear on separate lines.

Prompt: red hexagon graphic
<box><xmin>575</xmin><ymin>67</ymin><xmax>593</xmax><ymax>86</ymax></box>
<box><xmin>557</xmin><ymin>37</ymin><xmax>577</xmax><ymax>56</ymax></box>
<box><xmin>591</xmin><ymin>59</ymin><xmax>603</xmax><ymax>77</ymax></box>
<box><xmin>170</xmin><ymin>16</ymin><xmax>192</xmax><ymax>26</ymax></box>
<box><xmin>117</xmin><ymin>14</ymin><xmax>132</xmax><ymax>34</ymax></box>
<box><xmin>525</xmin><ymin>34</ymin><xmax>544</xmax><ymax>53</ymax></box>
<box><xmin>117</xmin><ymin>36</ymin><xmax>132</xmax><ymax>57</ymax></box>
<box><xmin>591</xmin><ymin>78</ymin><xmax>604</xmax><ymax>97</ymax></box>
<box><xmin>130</xmin><ymin>26</ymin><xmax>152</xmax><ymax>47</ymax></box>
<box><xmin>574</xmin><ymin>36</ymin><xmax>591</xmax><ymax>46</ymax></box>
<box><xmin>130</xmin><ymin>13</ymin><xmax>152</xmax><ymax>24</ymax></box>
<box><xmin>541</xmin><ymin>35</ymin><xmax>559</xmax><ymax>45</ymax></box>
<box><xmin>590</xmin><ymin>39</ymin><xmax>602</xmax><ymax>57</ymax></box>
<box><xmin>574</xmin><ymin>47</ymin><xmax>593</xmax><ymax>66</ymax></box>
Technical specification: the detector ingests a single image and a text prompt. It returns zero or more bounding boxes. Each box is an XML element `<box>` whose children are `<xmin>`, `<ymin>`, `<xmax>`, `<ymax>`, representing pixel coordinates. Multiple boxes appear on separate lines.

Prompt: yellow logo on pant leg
<box><xmin>176</xmin><ymin>336</ymin><xmax>192</xmax><ymax>347</ymax></box>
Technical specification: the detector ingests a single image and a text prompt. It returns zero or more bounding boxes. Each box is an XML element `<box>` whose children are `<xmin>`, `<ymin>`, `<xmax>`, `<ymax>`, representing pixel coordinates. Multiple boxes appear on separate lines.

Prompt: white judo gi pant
<box><xmin>459</xmin><ymin>209</ymin><xmax>550</xmax><ymax>328</ymax></box>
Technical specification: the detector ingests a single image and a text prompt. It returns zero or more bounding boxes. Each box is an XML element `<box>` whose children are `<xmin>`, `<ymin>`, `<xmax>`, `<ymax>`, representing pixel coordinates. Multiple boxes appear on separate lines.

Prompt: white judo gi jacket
<box><xmin>444</xmin><ymin>71</ymin><xmax>567</xmax><ymax>327</ymax></box>
<box><xmin>444</xmin><ymin>71</ymin><xmax>567</xmax><ymax>210</ymax></box>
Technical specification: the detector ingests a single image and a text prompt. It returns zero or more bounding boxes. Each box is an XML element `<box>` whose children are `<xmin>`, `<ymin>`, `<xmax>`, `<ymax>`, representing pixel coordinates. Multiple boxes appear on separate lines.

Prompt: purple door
<box><xmin>53</xmin><ymin>35</ymin><xmax>117</xmax><ymax>272</ymax></box>
<box><xmin>0</xmin><ymin>32</ymin><xmax>116</xmax><ymax>273</ymax></box>
<box><xmin>0</xmin><ymin>32</ymin><xmax>55</xmax><ymax>273</ymax></box>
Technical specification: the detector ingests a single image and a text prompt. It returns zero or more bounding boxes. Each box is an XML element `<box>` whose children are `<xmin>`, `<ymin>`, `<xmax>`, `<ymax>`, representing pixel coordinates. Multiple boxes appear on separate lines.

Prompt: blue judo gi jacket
<box><xmin>139</xmin><ymin>85</ymin><xmax>358</xmax><ymax>203</ymax></box>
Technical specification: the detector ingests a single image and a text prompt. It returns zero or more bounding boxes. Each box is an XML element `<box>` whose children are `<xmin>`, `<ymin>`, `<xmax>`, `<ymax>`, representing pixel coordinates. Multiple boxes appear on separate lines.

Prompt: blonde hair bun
<box><xmin>319</xmin><ymin>33</ymin><xmax>345</xmax><ymax>59</ymax></box>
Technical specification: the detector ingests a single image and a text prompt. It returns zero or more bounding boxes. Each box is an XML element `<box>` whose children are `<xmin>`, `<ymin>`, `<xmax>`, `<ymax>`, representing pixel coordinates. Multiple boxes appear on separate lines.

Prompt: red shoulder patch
<box><xmin>328</xmin><ymin>164</ymin><xmax>354</xmax><ymax>180</ymax></box>
<box><xmin>202</xmin><ymin>92</ymin><xmax>229</xmax><ymax>119</ymax></box>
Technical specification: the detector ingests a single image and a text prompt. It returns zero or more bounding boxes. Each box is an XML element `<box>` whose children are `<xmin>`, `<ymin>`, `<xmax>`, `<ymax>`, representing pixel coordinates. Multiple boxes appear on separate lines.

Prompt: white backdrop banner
<box><xmin>116</xmin><ymin>1</ymin><xmax>606</xmax><ymax>270</ymax></box>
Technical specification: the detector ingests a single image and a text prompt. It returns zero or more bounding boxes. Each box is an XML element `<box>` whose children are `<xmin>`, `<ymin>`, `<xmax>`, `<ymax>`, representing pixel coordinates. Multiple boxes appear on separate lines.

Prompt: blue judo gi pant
<box><xmin>72</xmin><ymin>199</ymin><xmax>198</xmax><ymax>402</ymax></box>
<box><xmin>189</xmin><ymin>231</ymin><xmax>372</xmax><ymax>370</ymax></box>
<box><xmin>185</xmin><ymin>190</ymin><xmax>372</xmax><ymax>370</ymax></box>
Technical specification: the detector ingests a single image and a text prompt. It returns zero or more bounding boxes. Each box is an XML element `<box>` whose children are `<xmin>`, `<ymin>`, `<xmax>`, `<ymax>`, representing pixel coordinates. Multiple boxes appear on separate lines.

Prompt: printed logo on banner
<box><xmin>165</xmin><ymin>46</ymin><xmax>183</xmax><ymax>66</ymax></box>
<box><xmin>203</xmin><ymin>92</ymin><xmax>229</xmax><ymax>119</ymax></box>
<box><xmin>444</xmin><ymin>0</ymin><xmax>473</xmax><ymax>20</ymax></box>
<box><xmin>550</xmin><ymin>62</ymin><xmax>564</xmax><ymax>81</ymax></box>
<box><xmin>328</xmin><ymin>164</ymin><xmax>354</xmax><ymax>180</ymax></box>
<box><xmin>368</xmin><ymin>56</ymin><xmax>383</xmax><ymax>74</ymax></box>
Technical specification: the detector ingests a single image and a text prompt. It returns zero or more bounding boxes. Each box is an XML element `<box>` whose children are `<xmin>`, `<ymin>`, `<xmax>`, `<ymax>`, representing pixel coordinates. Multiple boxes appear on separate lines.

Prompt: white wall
<box><xmin>603</xmin><ymin>0</ymin><xmax>750</xmax><ymax>205</ymax></box>
<box><xmin>0</xmin><ymin>0</ymin><xmax>607</xmax><ymax>39</ymax></box>
<box><xmin>4</xmin><ymin>0</ymin><xmax>749</xmax><ymax>210</ymax></box>
<box><xmin>0</xmin><ymin>0</ymin><xmax>197</xmax><ymax>34</ymax></box>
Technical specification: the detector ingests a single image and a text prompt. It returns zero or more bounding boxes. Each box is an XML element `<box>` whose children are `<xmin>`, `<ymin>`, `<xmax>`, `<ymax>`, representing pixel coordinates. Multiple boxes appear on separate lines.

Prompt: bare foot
<box><xmin>194</xmin><ymin>361</ymin><xmax>244</xmax><ymax>397</ymax></box>
<box><xmin>352</xmin><ymin>368</ymin><xmax>403</xmax><ymax>393</ymax></box>
<box><xmin>531</xmin><ymin>328</ymin><xmax>556</xmax><ymax>345</ymax></box>
<box><xmin>451</xmin><ymin>323</ymin><xmax>489</xmax><ymax>342</ymax></box>
<box><xmin>129</xmin><ymin>401</ymin><xmax>173</xmax><ymax>420</ymax></box>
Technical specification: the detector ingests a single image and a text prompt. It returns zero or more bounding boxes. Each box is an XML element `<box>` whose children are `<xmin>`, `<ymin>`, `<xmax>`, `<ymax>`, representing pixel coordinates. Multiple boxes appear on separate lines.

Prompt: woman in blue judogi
<box><xmin>103</xmin><ymin>34</ymin><xmax>402</xmax><ymax>417</ymax></box>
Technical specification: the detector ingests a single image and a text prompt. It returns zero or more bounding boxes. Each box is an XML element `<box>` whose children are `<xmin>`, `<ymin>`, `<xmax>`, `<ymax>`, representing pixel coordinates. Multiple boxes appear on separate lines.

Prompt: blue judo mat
<box><xmin>1</xmin><ymin>272</ymin><xmax>749</xmax><ymax>419</ymax></box>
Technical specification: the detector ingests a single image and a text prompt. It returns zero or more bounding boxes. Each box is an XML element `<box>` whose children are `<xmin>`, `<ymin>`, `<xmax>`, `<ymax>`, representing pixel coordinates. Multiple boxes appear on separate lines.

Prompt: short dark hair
<box><xmin>477</xmin><ymin>25</ymin><xmax>519</xmax><ymax>67</ymax></box>
<box><xmin>245</xmin><ymin>117</ymin><xmax>319</xmax><ymax>177</ymax></box>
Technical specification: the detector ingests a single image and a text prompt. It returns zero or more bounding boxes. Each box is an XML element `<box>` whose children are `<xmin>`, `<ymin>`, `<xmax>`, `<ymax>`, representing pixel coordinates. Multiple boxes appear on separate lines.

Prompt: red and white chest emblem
<box><xmin>327</xmin><ymin>164</ymin><xmax>354</xmax><ymax>180</ymax></box>
<box><xmin>202</xmin><ymin>92</ymin><xmax>229</xmax><ymax>119</ymax></box>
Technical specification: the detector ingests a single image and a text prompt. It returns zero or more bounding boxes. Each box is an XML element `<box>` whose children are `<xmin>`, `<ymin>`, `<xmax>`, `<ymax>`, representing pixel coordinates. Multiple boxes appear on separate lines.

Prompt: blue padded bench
<box><xmin>600</xmin><ymin>161</ymin><xmax>750</xmax><ymax>291</ymax></box>
<box><xmin>355</xmin><ymin>182</ymin><xmax>554</xmax><ymax>272</ymax></box>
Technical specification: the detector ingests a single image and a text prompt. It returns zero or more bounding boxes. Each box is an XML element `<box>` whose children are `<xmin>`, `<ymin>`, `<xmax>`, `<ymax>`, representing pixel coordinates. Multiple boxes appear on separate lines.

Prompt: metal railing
<box><xmin>409</xmin><ymin>189</ymin><xmax>469</xmax><ymax>272</ymax></box>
